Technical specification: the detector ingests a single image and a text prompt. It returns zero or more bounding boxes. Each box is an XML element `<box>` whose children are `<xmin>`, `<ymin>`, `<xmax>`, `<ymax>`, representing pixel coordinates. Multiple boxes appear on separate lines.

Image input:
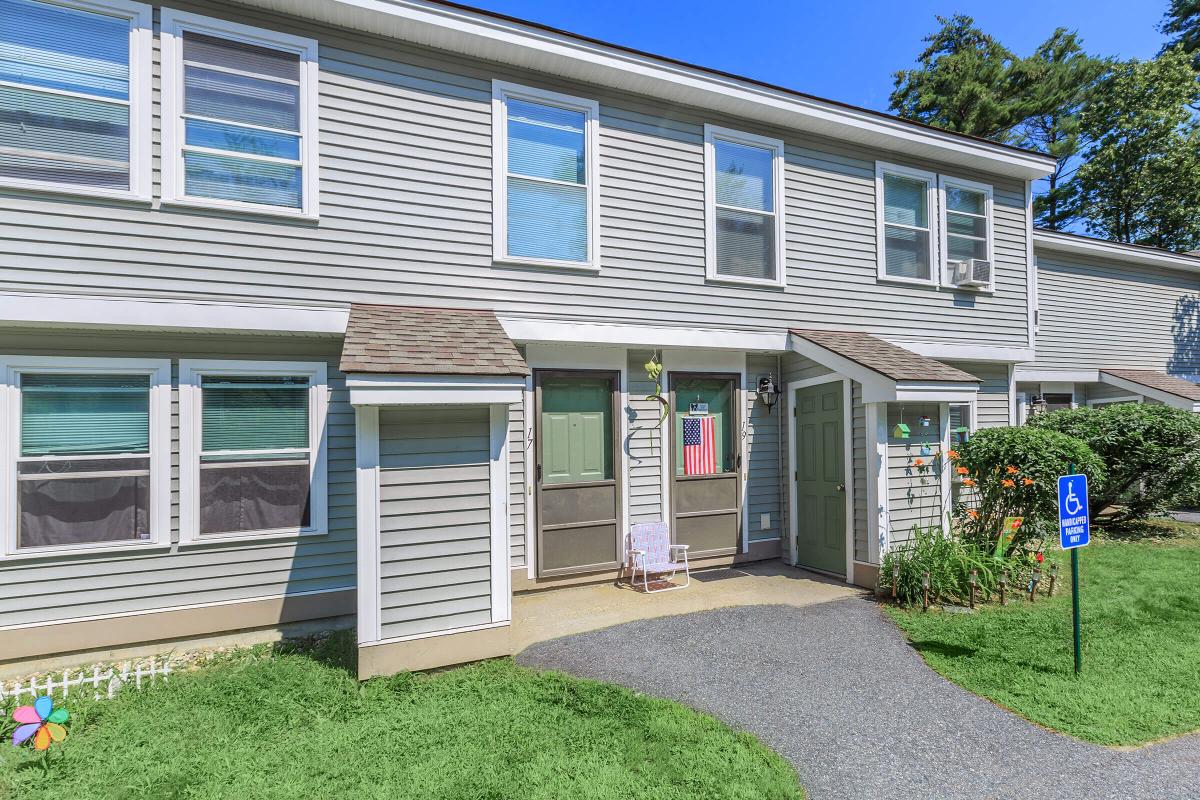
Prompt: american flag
<box><xmin>683</xmin><ymin>416</ymin><xmax>716</xmax><ymax>475</ymax></box>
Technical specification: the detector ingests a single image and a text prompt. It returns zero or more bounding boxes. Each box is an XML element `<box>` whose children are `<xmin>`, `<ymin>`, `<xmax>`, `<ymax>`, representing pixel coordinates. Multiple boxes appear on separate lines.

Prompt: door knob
<box><xmin>836</xmin><ymin>484</ymin><xmax>846</xmax><ymax>492</ymax></box>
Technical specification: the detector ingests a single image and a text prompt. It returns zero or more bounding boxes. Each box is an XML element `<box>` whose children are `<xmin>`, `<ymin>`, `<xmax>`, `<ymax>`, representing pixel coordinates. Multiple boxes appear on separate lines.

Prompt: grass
<box><xmin>885</xmin><ymin>519</ymin><xmax>1200</xmax><ymax>746</ymax></box>
<box><xmin>0</xmin><ymin>635</ymin><xmax>802</xmax><ymax>800</ymax></box>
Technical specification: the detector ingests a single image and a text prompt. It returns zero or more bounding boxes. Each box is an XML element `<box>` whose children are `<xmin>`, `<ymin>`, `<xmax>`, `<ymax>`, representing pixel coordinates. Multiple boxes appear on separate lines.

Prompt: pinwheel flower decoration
<box><xmin>12</xmin><ymin>696</ymin><xmax>68</xmax><ymax>750</ymax></box>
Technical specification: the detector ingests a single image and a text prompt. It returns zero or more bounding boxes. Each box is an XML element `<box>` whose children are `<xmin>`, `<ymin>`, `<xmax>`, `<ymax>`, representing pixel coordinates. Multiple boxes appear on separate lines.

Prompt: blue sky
<box><xmin>466</xmin><ymin>0</ymin><xmax>1167</xmax><ymax>114</ymax></box>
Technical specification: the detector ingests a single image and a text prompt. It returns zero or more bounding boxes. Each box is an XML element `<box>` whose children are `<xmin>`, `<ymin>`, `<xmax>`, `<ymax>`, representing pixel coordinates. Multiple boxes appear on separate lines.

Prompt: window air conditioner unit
<box><xmin>945</xmin><ymin>258</ymin><xmax>992</xmax><ymax>288</ymax></box>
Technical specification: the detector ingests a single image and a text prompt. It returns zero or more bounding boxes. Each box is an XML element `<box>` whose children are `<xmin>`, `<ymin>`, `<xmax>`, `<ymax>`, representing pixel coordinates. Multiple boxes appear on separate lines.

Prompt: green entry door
<box><xmin>536</xmin><ymin>370</ymin><xmax>621</xmax><ymax>577</ymax></box>
<box><xmin>794</xmin><ymin>381</ymin><xmax>846</xmax><ymax>576</ymax></box>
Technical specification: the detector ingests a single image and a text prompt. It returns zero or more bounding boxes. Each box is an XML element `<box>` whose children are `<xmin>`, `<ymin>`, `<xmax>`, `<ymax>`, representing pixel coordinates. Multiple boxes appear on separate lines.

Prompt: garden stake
<box><xmin>1048</xmin><ymin>563</ymin><xmax>1058</xmax><ymax>597</ymax></box>
<box><xmin>1028</xmin><ymin>568</ymin><xmax>1041</xmax><ymax>602</ymax></box>
<box><xmin>998</xmin><ymin>570</ymin><xmax>1008</xmax><ymax>606</ymax></box>
<box><xmin>968</xmin><ymin>569</ymin><xmax>977</xmax><ymax>609</ymax></box>
<box><xmin>891</xmin><ymin>562</ymin><xmax>899</xmax><ymax>600</ymax></box>
<box><xmin>921</xmin><ymin>571</ymin><xmax>930</xmax><ymax>611</ymax></box>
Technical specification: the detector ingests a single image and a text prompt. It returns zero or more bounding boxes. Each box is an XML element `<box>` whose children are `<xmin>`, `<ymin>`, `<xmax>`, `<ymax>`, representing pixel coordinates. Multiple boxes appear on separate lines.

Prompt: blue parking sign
<box><xmin>1058</xmin><ymin>474</ymin><xmax>1090</xmax><ymax>550</ymax></box>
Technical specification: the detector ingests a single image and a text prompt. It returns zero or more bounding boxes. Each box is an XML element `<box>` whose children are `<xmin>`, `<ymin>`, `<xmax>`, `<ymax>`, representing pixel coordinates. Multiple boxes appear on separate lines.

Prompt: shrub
<box><xmin>1029</xmin><ymin>403</ymin><xmax>1200</xmax><ymax>523</ymax></box>
<box><xmin>879</xmin><ymin>525</ymin><xmax>1040</xmax><ymax>606</ymax></box>
<box><xmin>953</xmin><ymin>425</ymin><xmax>1104</xmax><ymax>555</ymax></box>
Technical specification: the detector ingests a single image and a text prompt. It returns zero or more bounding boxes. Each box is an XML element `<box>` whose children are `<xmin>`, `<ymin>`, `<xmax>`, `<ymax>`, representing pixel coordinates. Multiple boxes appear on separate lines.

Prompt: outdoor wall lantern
<box><xmin>756</xmin><ymin>375</ymin><xmax>781</xmax><ymax>412</ymax></box>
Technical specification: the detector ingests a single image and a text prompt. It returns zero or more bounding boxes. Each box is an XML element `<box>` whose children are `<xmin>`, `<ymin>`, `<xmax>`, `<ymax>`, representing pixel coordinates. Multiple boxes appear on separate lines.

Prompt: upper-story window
<box><xmin>0</xmin><ymin>0</ymin><xmax>151</xmax><ymax>200</ymax></box>
<box><xmin>876</xmin><ymin>162</ymin><xmax>995</xmax><ymax>289</ymax></box>
<box><xmin>704</xmin><ymin>125</ymin><xmax>786</xmax><ymax>287</ymax></box>
<box><xmin>492</xmin><ymin>81</ymin><xmax>599</xmax><ymax>269</ymax></box>
<box><xmin>160</xmin><ymin>10</ymin><xmax>319</xmax><ymax>218</ymax></box>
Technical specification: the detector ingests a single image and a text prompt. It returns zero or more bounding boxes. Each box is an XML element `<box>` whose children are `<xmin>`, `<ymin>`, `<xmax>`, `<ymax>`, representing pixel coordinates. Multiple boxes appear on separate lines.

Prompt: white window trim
<box><xmin>938</xmin><ymin>174</ymin><xmax>994</xmax><ymax>290</ymax></box>
<box><xmin>0</xmin><ymin>355</ymin><xmax>170</xmax><ymax>559</ymax></box>
<box><xmin>491</xmin><ymin>80</ymin><xmax>600</xmax><ymax>271</ymax></box>
<box><xmin>703</xmin><ymin>124</ymin><xmax>787</xmax><ymax>289</ymax></box>
<box><xmin>159</xmin><ymin>9</ymin><xmax>320</xmax><ymax>220</ymax></box>
<box><xmin>0</xmin><ymin>0</ymin><xmax>152</xmax><ymax>202</ymax></box>
<box><xmin>876</xmin><ymin>161</ymin><xmax>939</xmax><ymax>287</ymax></box>
<box><xmin>178</xmin><ymin>359</ymin><xmax>328</xmax><ymax>545</ymax></box>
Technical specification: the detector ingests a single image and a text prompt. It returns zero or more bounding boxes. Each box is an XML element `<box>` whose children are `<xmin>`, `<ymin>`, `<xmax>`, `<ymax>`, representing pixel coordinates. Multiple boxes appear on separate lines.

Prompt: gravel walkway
<box><xmin>517</xmin><ymin>598</ymin><xmax>1200</xmax><ymax>800</ymax></box>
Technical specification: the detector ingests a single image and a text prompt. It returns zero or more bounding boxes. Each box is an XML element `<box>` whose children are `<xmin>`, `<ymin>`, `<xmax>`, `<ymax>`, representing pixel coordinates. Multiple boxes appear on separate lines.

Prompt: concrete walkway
<box><xmin>517</xmin><ymin>599</ymin><xmax>1200</xmax><ymax>800</ymax></box>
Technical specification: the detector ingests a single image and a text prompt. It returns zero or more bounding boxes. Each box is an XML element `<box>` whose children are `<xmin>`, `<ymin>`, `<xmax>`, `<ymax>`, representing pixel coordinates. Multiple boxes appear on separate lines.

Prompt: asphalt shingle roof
<box><xmin>339</xmin><ymin>304</ymin><xmax>529</xmax><ymax>376</ymax></box>
<box><xmin>789</xmin><ymin>330</ymin><xmax>980</xmax><ymax>383</ymax></box>
<box><xmin>1101</xmin><ymin>369</ymin><xmax>1200</xmax><ymax>402</ymax></box>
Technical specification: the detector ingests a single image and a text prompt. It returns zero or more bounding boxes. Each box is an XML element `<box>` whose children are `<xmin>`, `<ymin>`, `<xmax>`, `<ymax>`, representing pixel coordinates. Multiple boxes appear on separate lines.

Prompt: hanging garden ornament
<box><xmin>892</xmin><ymin>422</ymin><xmax>910</xmax><ymax>439</ymax></box>
<box><xmin>12</xmin><ymin>695</ymin><xmax>68</xmax><ymax>750</ymax></box>
<box><xmin>918</xmin><ymin>415</ymin><xmax>931</xmax><ymax>428</ymax></box>
<box><xmin>920</xmin><ymin>444</ymin><xmax>932</xmax><ymax>456</ymax></box>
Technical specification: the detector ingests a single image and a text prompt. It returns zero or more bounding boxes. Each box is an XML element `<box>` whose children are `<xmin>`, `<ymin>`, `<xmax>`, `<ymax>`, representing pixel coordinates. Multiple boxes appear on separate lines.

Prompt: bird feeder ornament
<box><xmin>918</xmin><ymin>415</ymin><xmax>931</xmax><ymax>428</ymax></box>
<box><xmin>893</xmin><ymin>422</ymin><xmax>911</xmax><ymax>439</ymax></box>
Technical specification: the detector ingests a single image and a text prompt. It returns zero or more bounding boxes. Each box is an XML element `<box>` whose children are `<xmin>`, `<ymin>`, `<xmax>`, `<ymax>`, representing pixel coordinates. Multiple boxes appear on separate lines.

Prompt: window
<box><xmin>0</xmin><ymin>0</ymin><xmax>151</xmax><ymax>199</ymax></box>
<box><xmin>948</xmin><ymin>403</ymin><xmax>974</xmax><ymax>447</ymax></box>
<box><xmin>0</xmin><ymin>357</ymin><xmax>170</xmax><ymax>556</ymax></box>
<box><xmin>876</xmin><ymin>163</ymin><xmax>936</xmax><ymax>284</ymax></box>
<box><xmin>704</xmin><ymin>125</ymin><xmax>785</xmax><ymax>287</ymax></box>
<box><xmin>160</xmin><ymin>10</ymin><xmax>318</xmax><ymax>217</ymax></box>
<box><xmin>492</xmin><ymin>82</ymin><xmax>598</xmax><ymax>268</ymax></box>
<box><xmin>179</xmin><ymin>360</ymin><xmax>327</xmax><ymax>542</ymax></box>
<box><xmin>940</xmin><ymin>176</ymin><xmax>993</xmax><ymax>286</ymax></box>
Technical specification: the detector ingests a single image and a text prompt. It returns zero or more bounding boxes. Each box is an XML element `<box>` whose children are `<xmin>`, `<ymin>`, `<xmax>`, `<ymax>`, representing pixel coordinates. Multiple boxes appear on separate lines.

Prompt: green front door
<box><xmin>536</xmin><ymin>370</ymin><xmax>621</xmax><ymax>577</ymax></box>
<box><xmin>794</xmin><ymin>381</ymin><xmax>846</xmax><ymax>576</ymax></box>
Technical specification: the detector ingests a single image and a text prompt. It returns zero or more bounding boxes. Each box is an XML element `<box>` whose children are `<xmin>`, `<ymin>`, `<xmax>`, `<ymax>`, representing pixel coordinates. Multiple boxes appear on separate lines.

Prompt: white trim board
<box><xmin>1013</xmin><ymin>367</ymin><xmax>1100</xmax><ymax>383</ymax></box>
<box><xmin>347</xmin><ymin>375</ymin><xmax>527</xmax><ymax>406</ymax></box>
<box><xmin>892</xmin><ymin>341</ymin><xmax>1034</xmax><ymax>364</ymax></box>
<box><xmin>1098</xmin><ymin>374</ymin><xmax>1200</xmax><ymax>412</ymax></box>
<box><xmin>498</xmin><ymin>317</ymin><xmax>789</xmax><ymax>352</ymax></box>
<box><xmin>1034</xmin><ymin>230</ymin><xmax>1200</xmax><ymax>275</ymax></box>
<box><xmin>234</xmin><ymin>0</ymin><xmax>1055</xmax><ymax>179</ymax></box>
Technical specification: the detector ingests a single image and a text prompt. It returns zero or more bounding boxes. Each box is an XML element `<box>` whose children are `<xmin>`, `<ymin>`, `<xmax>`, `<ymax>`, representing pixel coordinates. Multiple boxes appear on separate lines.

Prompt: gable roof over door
<box><xmin>1100</xmin><ymin>369</ymin><xmax>1200</xmax><ymax>411</ymax></box>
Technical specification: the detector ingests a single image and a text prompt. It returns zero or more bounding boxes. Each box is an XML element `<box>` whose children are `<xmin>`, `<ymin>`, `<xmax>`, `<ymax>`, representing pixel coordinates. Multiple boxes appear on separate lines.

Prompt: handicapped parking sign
<box><xmin>1057</xmin><ymin>474</ymin><xmax>1090</xmax><ymax>550</ymax></box>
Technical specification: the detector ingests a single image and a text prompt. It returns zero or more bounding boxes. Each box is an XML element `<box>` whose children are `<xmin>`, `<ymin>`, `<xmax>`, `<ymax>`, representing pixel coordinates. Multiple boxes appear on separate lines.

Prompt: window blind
<box><xmin>0</xmin><ymin>0</ymin><xmax>131</xmax><ymax>189</ymax></box>
<box><xmin>505</xmin><ymin>96</ymin><xmax>588</xmax><ymax>262</ymax></box>
<box><xmin>201</xmin><ymin>376</ymin><xmax>308</xmax><ymax>453</ymax></box>
<box><xmin>713</xmin><ymin>138</ymin><xmax>776</xmax><ymax>281</ymax></box>
<box><xmin>20</xmin><ymin>374</ymin><xmax>150</xmax><ymax>456</ymax></box>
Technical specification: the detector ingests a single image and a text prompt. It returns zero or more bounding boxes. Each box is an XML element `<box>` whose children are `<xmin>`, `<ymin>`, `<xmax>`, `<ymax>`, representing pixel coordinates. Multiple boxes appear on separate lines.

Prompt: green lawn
<box><xmin>0</xmin><ymin>636</ymin><xmax>802</xmax><ymax>800</ymax></box>
<box><xmin>886</xmin><ymin>520</ymin><xmax>1200</xmax><ymax>746</ymax></box>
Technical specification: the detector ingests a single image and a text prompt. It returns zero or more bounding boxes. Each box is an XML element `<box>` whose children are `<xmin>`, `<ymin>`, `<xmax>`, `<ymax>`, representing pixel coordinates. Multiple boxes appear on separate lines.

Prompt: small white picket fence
<box><xmin>0</xmin><ymin>659</ymin><xmax>171</xmax><ymax>705</ymax></box>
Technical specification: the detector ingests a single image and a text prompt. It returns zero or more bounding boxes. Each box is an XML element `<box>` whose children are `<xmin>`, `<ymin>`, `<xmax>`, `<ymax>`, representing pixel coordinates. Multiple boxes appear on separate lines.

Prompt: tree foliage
<box><xmin>1160</xmin><ymin>0</ymin><xmax>1200</xmax><ymax>69</ymax></box>
<box><xmin>1029</xmin><ymin>403</ymin><xmax>1200</xmax><ymax>524</ymax></box>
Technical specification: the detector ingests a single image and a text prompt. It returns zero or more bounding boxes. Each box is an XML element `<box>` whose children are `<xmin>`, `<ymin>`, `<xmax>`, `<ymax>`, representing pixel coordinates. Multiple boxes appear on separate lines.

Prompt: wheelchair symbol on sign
<box><xmin>1063</xmin><ymin>480</ymin><xmax>1084</xmax><ymax>516</ymax></box>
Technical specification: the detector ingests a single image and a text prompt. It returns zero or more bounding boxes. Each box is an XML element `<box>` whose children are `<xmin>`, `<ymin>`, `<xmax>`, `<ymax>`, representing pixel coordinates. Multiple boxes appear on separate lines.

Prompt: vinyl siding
<box><xmin>0</xmin><ymin>330</ymin><xmax>356</xmax><ymax>628</ymax></box>
<box><xmin>1083</xmin><ymin>383</ymin><xmax>1142</xmax><ymax>404</ymax></box>
<box><xmin>746</xmin><ymin>354</ymin><xmax>782</xmax><ymax>541</ymax></box>
<box><xmin>887</xmin><ymin>403</ymin><xmax>944</xmax><ymax>548</ymax></box>
<box><xmin>626</xmin><ymin>350</ymin><xmax>664</xmax><ymax>525</ymax></box>
<box><xmin>377</xmin><ymin>407</ymin><xmax>492</xmax><ymax>640</ymax></box>
<box><xmin>945</xmin><ymin>361</ymin><xmax>1011</xmax><ymax>428</ymax></box>
<box><xmin>1035</xmin><ymin>252</ymin><xmax>1200</xmax><ymax>372</ymax></box>
<box><xmin>0</xmin><ymin>0</ymin><xmax>1030</xmax><ymax>347</ymax></box>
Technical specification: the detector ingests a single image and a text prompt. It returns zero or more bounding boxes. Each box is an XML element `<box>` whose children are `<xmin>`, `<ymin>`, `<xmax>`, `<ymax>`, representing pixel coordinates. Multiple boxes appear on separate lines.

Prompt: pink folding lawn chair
<box><xmin>626</xmin><ymin>521</ymin><xmax>690</xmax><ymax>593</ymax></box>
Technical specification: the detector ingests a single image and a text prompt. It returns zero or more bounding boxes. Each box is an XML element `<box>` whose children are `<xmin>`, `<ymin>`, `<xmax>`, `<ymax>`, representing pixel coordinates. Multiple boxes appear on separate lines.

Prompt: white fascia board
<box><xmin>0</xmin><ymin>292</ymin><xmax>349</xmax><ymax>335</ymax></box>
<box><xmin>1013</xmin><ymin>367</ymin><xmax>1100</xmax><ymax>383</ymax></box>
<box><xmin>499</xmin><ymin>316</ymin><xmax>789</xmax><ymax>352</ymax></box>
<box><xmin>892</xmin><ymin>340</ymin><xmax>1036</xmax><ymax>364</ymax></box>
<box><xmin>1097</xmin><ymin>373</ymin><xmax>1199</xmax><ymax>411</ymax></box>
<box><xmin>347</xmin><ymin>374</ymin><xmax>527</xmax><ymax>406</ymax></box>
<box><xmin>240</xmin><ymin>0</ymin><xmax>1055</xmax><ymax>180</ymax></box>
<box><xmin>893</xmin><ymin>383</ymin><xmax>980</xmax><ymax>404</ymax></box>
<box><xmin>1034</xmin><ymin>231</ymin><xmax>1200</xmax><ymax>275</ymax></box>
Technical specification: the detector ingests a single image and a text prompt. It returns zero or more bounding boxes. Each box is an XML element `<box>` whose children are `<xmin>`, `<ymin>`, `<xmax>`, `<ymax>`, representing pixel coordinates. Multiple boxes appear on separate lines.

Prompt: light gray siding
<box><xmin>0</xmin><ymin>0</ymin><xmax>1031</xmax><ymax>348</ymax></box>
<box><xmin>781</xmin><ymin>352</ymin><xmax>835</xmax><ymax>385</ymax></box>
<box><xmin>507</xmin><ymin>400</ymin><xmax>527</xmax><ymax>568</ymax></box>
<box><xmin>887</xmin><ymin>403</ymin><xmax>944</xmax><ymax>548</ymax></box>
<box><xmin>945</xmin><ymin>361</ymin><xmax>1011</xmax><ymax>428</ymax></box>
<box><xmin>746</xmin><ymin>354</ymin><xmax>783</xmax><ymax>541</ymax></box>
<box><xmin>0</xmin><ymin>330</ymin><xmax>356</xmax><ymax>628</ymax></box>
<box><xmin>1036</xmin><ymin>252</ymin><xmax>1200</xmax><ymax>372</ymax></box>
<box><xmin>626</xmin><ymin>350</ymin><xmax>664</xmax><ymax>525</ymax></box>
<box><xmin>377</xmin><ymin>407</ymin><xmax>492</xmax><ymax>640</ymax></box>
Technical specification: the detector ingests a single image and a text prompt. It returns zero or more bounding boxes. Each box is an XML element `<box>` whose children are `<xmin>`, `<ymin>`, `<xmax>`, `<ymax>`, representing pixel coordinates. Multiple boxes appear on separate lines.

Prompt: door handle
<box><xmin>836</xmin><ymin>484</ymin><xmax>846</xmax><ymax>492</ymax></box>
<box><xmin>536</xmin><ymin>464</ymin><xmax>542</xmax><ymax>483</ymax></box>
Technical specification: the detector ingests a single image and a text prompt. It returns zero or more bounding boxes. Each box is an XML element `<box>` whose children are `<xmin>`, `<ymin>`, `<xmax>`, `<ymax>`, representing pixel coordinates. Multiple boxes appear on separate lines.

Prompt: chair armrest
<box><xmin>668</xmin><ymin>544</ymin><xmax>690</xmax><ymax>551</ymax></box>
<box><xmin>629</xmin><ymin>548</ymin><xmax>646</xmax><ymax>556</ymax></box>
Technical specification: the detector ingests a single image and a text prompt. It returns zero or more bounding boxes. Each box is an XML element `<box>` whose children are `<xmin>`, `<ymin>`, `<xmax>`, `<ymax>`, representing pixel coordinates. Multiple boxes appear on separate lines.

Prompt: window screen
<box><xmin>674</xmin><ymin>377</ymin><xmax>736</xmax><ymax>476</ymax></box>
<box><xmin>882</xmin><ymin>173</ymin><xmax>932</xmax><ymax>280</ymax></box>
<box><xmin>505</xmin><ymin>97</ymin><xmax>588</xmax><ymax>262</ymax></box>
<box><xmin>713</xmin><ymin>138</ymin><xmax>777</xmax><ymax>281</ymax></box>
<box><xmin>945</xmin><ymin>185</ymin><xmax>988</xmax><ymax>264</ymax></box>
<box><xmin>0</xmin><ymin>0</ymin><xmax>133</xmax><ymax>190</ymax></box>
<box><xmin>180</xmin><ymin>31</ymin><xmax>303</xmax><ymax>208</ymax></box>
<box><xmin>17</xmin><ymin>373</ymin><xmax>150</xmax><ymax>548</ymax></box>
<box><xmin>199</xmin><ymin>376</ymin><xmax>311</xmax><ymax>535</ymax></box>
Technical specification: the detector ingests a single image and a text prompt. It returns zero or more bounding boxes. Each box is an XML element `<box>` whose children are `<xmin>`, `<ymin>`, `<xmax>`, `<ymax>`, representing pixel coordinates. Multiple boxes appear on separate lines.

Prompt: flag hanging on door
<box><xmin>683</xmin><ymin>416</ymin><xmax>716</xmax><ymax>475</ymax></box>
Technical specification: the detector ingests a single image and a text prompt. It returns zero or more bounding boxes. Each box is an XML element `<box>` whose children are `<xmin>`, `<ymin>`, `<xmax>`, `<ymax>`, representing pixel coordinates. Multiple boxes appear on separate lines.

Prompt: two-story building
<box><xmin>0</xmin><ymin>0</ymin><xmax>1078</xmax><ymax>676</ymax></box>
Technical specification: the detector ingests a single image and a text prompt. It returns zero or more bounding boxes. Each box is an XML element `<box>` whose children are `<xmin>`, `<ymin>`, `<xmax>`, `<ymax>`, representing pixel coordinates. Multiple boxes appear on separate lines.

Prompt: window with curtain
<box><xmin>0</xmin><ymin>0</ymin><xmax>140</xmax><ymax>192</ymax></box>
<box><xmin>709</xmin><ymin>132</ymin><xmax>781</xmax><ymax>283</ymax></box>
<box><xmin>16</xmin><ymin>373</ymin><xmax>151</xmax><ymax>549</ymax></box>
<box><xmin>198</xmin><ymin>375</ymin><xmax>311</xmax><ymax>535</ymax></box>
<box><xmin>944</xmin><ymin>183</ymin><xmax>990</xmax><ymax>265</ymax></box>
<box><xmin>497</xmin><ymin>85</ymin><xmax>595</xmax><ymax>265</ymax></box>
<box><xmin>881</xmin><ymin>170</ymin><xmax>933</xmax><ymax>281</ymax></box>
<box><xmin>165</xmin><ymin>13</ymin><xmax>315</xmax><ymax>212</ymax></box>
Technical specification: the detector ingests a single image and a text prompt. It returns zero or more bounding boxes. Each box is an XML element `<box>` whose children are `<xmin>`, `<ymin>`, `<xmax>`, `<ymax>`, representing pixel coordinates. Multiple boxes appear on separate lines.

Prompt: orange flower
<box><xmin>947</xmin><ymin>449</ymin><xmax>960</xmax><ymax>460</ymax></box>
<box><xmin>956</xmin><ymin>466</ymin><xmax>969</xmax><ymax>475</ymax></box>
<box><xmin>1006</xmin><ymin>466</ymin><xmax>1019</xmax><ymax>474</ymax></box>
<box><xmin>1001</xmin><ymin>479</ymin><xmax>1016</xmax><ymax>488</ymax></box>
<box><xmin>962</xmin><ymin>478</ymin><xmax>976</xmax><ymax>487</ymax></box>
<box><xmin>913</xmin><ymin>458</ymin><xmax>925</xmax><ymax>466</ymax></box>
<box><xmin>966</xmin><ymin>508</ymin><xmax>979</xmax><ymax>519</ymax></box>
<box><xmin>1022</xmin><ymin>477</ymin><xmax>1035</xmax><ymax>486</ymax></box>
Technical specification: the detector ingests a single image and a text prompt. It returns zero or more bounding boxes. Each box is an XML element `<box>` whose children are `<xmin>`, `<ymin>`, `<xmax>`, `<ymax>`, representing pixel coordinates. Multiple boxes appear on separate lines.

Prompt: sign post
<box><xmin>1057</xmin><ymin>473</ymin><xmax>1090</xmax><ymax>675</ymax></box>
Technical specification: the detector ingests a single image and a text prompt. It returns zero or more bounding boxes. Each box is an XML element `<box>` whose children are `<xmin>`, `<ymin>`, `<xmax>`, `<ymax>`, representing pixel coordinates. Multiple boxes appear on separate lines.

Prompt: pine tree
<box><xmin>1160</xmin><ymin>0</ymin><xmax>1200</xmax><ymax>69</ymax></box>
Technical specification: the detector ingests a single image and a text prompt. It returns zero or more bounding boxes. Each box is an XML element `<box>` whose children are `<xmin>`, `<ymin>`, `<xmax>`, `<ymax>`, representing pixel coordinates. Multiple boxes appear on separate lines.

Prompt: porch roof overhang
<box><xmin>1099</xmin><ymin>369</ymin><xmax>1200</xmax><ymax>412</ymax></box>
<box><xmin>789</xmin><ymin>330</ymin><xmax>981</xmax><ymax>404</ymax></box>
<box><xmin>341</xmin><ymin>303</ymin><xmax>529</xmax><ymax>405</ymax></box>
